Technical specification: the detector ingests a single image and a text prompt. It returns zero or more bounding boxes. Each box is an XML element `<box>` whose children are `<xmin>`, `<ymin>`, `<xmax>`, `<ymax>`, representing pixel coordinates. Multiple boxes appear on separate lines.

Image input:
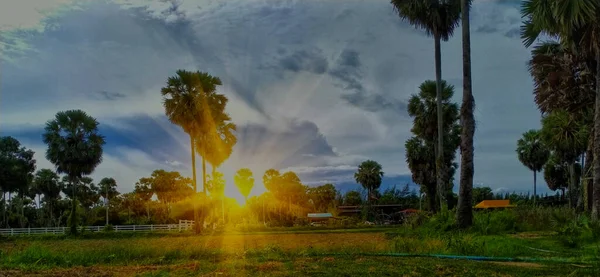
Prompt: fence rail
<box><xmin>0</xmin><ymin>220</ymin><xmax>195</xmax><ymax>236</ymax></box>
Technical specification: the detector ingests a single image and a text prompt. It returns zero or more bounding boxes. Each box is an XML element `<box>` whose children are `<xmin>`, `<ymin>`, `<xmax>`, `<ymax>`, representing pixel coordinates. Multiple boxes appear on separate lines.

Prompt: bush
<box><xmin>473</xmin><ymin>209</ymin><xmax>518</xmax><ymax>235</ymax></box>
<box><xmin>103</xmin><ymin>224</ymin><xmax>114</xmax><ymax>232</ymax></box>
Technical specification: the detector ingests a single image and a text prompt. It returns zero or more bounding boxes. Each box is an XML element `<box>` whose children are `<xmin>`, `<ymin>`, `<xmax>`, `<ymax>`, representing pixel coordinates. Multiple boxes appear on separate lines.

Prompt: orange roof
<box><xmin>474</xmin><ymin>200</ymin><xmax>515</xmax><ymax>209</ymax></box>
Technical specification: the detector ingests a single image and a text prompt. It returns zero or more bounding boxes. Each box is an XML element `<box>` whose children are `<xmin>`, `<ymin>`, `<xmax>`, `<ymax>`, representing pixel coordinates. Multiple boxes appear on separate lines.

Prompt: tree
<box><xmin>520</xmin><ymin>0</ymin><xmax>600</xmax><ymax>219</ymax></box>
<box><xmin>516</xmin><ymin>129</ymin><xmax>550</xmax><ymax>205</ymax></box>
<box><xmin>99</xmin><ymin>177</ymin><xmax>119</xmax><ymax>225</ymax></box>
<box><xmin>391</xmin><ymin>0</ymin><xmax>463</xmax><ymax>209</ymax></box>
<box><xmin>162</xmin><ymin>70</ymin><xmax>204</xmax><ymax>193</ymax></box>
<box><xmin>354</xmin><ymin>160</ymin><xmax>384</xmax><ymax>203</ymax></box>
<box><xmin>307</xmin><ymin>184</ymin><xmax>338</xmax><ymax>212</ymax></box>
<box><xmin>472</xmin><ymin>187</ymin><xmax>493</xmax><ymax>205</ymax></box>
<box><xmin>0</xmin><ymin>136</ymin><xmax>36</xmax><ymax>227</ymax></box>
<box><xmin>263</xmin><ymin>169</ymin><xmax>282</xmax><ymax>197</ymax></box>
<box><xmin>192</xmin><ymin>72</ymin><xmax>234</xmax><ymax>194</ymax></box>
<box><xmin>207</xmin><ymin>170</ymin><xmax>226</xmax><ymax>221</ymax></box>
<box><xmin>33</xmin><ymin>169</ymin><xmax>61</xmax><ymax>226</ymax></box>
<box><xmin>540</xmin><ymin>110</ymin><xmax>589</xmax><ymax>207</ymax></box>
<box><xmin>234</xmin><ymin>168</ymin><xmax>254</xmax><ymax>202</ymax></box>
<box><xmin>405</xmin><ymin>80</ymin><xmax>461</xmax><ymax>211</ymax></box>
<box><xmin>42</xmin><ymin>110</ymin><xmax>105</xmax><ymax>234</ymax></box>
<box><xmin>343</xmin><ymin>191</ymin><xmax>363</xmax><ymax>206</ymax></box>
<box><xmin>544</xmin><ymin>153</ymin><xmax>582</xmax><ymax>200</ymax></box>
<box><xmin>457</xmin><ymin>0</ymin><xmax>475</xmax><ymax>228</ymax></box>
<box><xmin>134</xmin><ymin>178</ymin><xmax>154</xmax><ymax>221</ymax></box>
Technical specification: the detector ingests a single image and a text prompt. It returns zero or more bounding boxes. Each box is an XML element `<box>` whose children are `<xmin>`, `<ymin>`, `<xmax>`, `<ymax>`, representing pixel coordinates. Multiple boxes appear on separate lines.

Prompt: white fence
<box><xmin>0</xmin><ymin>220</ymin><xmax>195</xmax><ymax>236</ymax></box>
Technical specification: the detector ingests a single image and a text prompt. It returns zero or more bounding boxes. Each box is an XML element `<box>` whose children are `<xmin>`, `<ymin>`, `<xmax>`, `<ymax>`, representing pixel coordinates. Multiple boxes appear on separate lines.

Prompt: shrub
<box><xmin>103</xmin><ymin>224</ymin><xmax>114</xmax><ymax>232</ymax></box>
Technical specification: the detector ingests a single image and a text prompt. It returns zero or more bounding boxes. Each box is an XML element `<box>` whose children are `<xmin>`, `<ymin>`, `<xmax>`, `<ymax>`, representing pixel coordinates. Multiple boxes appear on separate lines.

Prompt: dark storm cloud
<box><xmin>279</xmin><ymin>48</ymin><xmax>329</xmax><ymax>74</ymax></box>
<box><xmin>3</xmin><ymin>115</ymin><xmax>190</xmax><ymax>169</ymax></box>
<box><xmin>328</xmin><ymin>49</ymin><xmax>408</xmax><ymax>113</ymax></box>
<box><xmin>234</xmin><ymin>119</ymin><xmax>337</xmax><ymax>169</ymax></box>
<box><xmin>504</xmin><ymin>28</ymin><xmax>521</xmax><ymax>39</ymax></box>
<box><xmin>96</xmin><ymin>91</ymin><xmax>127</xmax><ymax>100</ymax></box>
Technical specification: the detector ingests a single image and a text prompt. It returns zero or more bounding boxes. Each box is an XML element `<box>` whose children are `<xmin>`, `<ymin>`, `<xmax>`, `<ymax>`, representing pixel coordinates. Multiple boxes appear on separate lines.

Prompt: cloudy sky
<box><xmin>0</xmin><ymin>0</ymin><xmax>546</xmax><ymax>201</ymax></box>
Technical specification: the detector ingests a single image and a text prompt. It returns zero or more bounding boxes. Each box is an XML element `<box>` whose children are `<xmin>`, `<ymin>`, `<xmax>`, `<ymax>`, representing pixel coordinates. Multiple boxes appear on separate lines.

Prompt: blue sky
<box><xmin>0</xmin><ymin>0</ymin><xmax>546</xmax><ymax>200</ymax></box>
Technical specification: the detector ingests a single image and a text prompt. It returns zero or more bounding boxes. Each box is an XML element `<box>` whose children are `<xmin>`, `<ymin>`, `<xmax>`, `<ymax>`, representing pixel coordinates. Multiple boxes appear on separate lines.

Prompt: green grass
<box><xmin>2</xmin><ymin>228</ymin><xmax>600</xmax><ymax>276</ymax></box>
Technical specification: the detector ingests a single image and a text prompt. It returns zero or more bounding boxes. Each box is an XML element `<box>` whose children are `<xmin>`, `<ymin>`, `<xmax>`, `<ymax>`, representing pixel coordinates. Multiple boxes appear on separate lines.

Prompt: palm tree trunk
<box><xmin>592</xmin><ymin>49</ymin><xmax>600</xmax><ymax>220</ymax></box>
<box><xmin>190</xmin><ymin>135</ymin><xmax>197</xmax><ymax>192</ymax></box>
<box><xmin>457</xmin><ymin>0</ymin><xmax>475</xmax><ymax>228</ymax></box>
<box><xmin>105</xmin><ymin>196</ymin><xmax>109</xmax><ymax>226</ymax></box>
<box><xmin>202</xmin><ymin>157</ymin><xmax>207</xmax><ymax>194</ymax></box>
<box><xmin>533</xmin><ymin>171</ymin><xmax>537</xmax><ymax>206</ymax></box>
<box><xmin>69</xmin><ymin>176</ymin><xmax>78</xmax><ymax>235</ymax></box>
<box><xmin>434</xmin><ymin>33</ymin><xmax>445</xmax><ymax>211</ymax></box>
<box><xmin>585</xmin><ymin>134</ymin><xmax>594</xmax><ymax>211</ymax></box>
<box><xmin>569</xmin><ymin>163</ymin><xmax>576</xmax><ymax>208</ymax></box>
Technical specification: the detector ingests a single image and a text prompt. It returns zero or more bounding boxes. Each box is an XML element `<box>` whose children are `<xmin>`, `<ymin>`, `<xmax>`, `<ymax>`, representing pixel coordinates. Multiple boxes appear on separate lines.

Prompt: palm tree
<box><xmin>354</xmin><ymin>160</ymin><xmax>384</xmax><ymax>203</ymax></box>
<box><xmin>161</xmin><ymin>70</ymin><xmax>204</xmax><ymax>193</ymax></box>
<box><xmin>544</xmin><ymin>152</ymin><xmax>581</xmax><ymax>200</ymax></box>
<box><xmin>99</xmin><ymin>177</ymin><xmax>119</xmax><ymax>226</ymax></box>
<box><xmin>516</xmin><ymin>130</ymin><xmax>550</xmax><ymax>206</ymax></box>
<box><xmin>391</xmin><ymin>0</ymin><xmax>463</xmax><ymax>210</ymax></box>
<box><xmin>192</xmin><ymin>72</ymin><xmax>228</xmax><ymax>195</ymax></box>
<box><xmin>42</xmin><ymin>110</ymin><xmax>105</xmax><ymax>234</ymax></box>
<box><xmin>540</xmin><ymin>110</ymin><xmax>589</xmax><ymax>207</ymax></box>
<box><xmin>234</xmin><ymin>168</ymin><xmax>254</xmax><ymax>203</ymax></box>
<box><xmin>406</xmin><ymin>80</ymin><xmax>461</xmax><ymax>211</ymax></box>
<box><xmin>457</xmin><ymin>0</ymin><xmax>475</xmax><ymax>228</ymax></box>
<box><xmin>520</xmin><ymin>0</ymin><xmax>600</xmax><ymax>218</ymax></box>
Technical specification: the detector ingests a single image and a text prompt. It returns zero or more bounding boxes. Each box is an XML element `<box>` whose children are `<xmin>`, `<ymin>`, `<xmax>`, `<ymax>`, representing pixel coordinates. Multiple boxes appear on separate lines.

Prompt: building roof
<box><xmin>307</xmin><ymin>213</ymin><xmax>333</xmax><ymax>218</ymax></box>
<box><xmin>474</xmin><ymin>200</ymin><xmax>516</xmax><ymax>209</ymax></box>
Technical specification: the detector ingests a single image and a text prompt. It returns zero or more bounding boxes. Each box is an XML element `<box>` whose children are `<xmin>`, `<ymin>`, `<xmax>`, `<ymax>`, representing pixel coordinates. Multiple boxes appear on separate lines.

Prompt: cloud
<box><xmin>0</xmin><ymin>0</ymin><xmax>555</xmax><ymax>197</ymax></box>
<box><xmin>278</xmin><ymin>48</ymin><xmax>329</xmax><ymax>74</ymax></box>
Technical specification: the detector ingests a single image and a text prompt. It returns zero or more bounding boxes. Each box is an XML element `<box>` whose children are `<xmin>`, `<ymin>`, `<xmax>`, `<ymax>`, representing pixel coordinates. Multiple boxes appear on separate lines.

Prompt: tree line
<box><xmin>0</xmin><ymin>137</ymin><xmax>423</xmax><ymax>229</ymax></box>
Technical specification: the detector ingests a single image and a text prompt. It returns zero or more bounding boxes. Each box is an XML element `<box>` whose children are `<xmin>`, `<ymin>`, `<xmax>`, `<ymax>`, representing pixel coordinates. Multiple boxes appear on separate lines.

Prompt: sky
<box><xmin>0</xmin><ymin>0</ymin><xmax>547</xmax><ymax>202</ymax></box>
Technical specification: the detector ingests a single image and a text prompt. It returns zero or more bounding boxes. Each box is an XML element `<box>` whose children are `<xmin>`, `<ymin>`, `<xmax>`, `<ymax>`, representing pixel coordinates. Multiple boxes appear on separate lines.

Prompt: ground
<box><xmin>0</xmin><ymin>228</ymin><xmax>598</xmax><ymax>276</ymax></box>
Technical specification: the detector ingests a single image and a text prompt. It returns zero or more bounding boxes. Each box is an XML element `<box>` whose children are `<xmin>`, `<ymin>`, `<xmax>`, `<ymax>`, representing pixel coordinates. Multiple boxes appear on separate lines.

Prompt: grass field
<box><xmin>1</xmin><ymin>228</ymin><xmax>599</xmax><ymax>276</ymax></box>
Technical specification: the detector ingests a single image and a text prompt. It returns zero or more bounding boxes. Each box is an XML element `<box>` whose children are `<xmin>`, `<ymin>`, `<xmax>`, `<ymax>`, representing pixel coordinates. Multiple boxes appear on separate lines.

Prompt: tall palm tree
<box><xmin>99</xmin><ymin>177</ymin><xmax>118</xmax><ymax>226</ymax></box>
<box><xmin>456</xmin><ymin>0</ymin><xmax>475</xmax><ymax>228</ymax></box>
<box><xmin>42</xmin><ymin>110</ymin><xmax>105</xmax><ymax>234</ymax></box>
<box><xmin>161</xmin><ymin>70</ymin><xmax>204</xmax><ymax>193</ymax></box>
<box><xmin>234</xmin><ymin>168</ymin><xmax>255</xmax><ymax>203</ymax></box>
<box><xmin>516</xmin><ymin>129</ymin><xmax>550</xmax><ymax>206</ymax></box>
<box><xmin>391</xmin><ymin>0</ymin><xmax>463</xmax><ymax>210</ymax></box>
<box><xmin>520</xmin><ymin>0</ymin><xmax>600</xmax><ymax>218</ymax></box>
<box><xmin>354</xmin><ymin>160</ymin><xmax>384</xmax><ymax>203</ymax></box>
<box><xmin>192</xmin><ymin>72</ymin><xmax>228</xmax><ymax>195</ymax></box>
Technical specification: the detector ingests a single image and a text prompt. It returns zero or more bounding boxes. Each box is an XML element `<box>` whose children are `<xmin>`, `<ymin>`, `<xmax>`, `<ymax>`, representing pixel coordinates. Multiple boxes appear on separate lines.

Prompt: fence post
<box><xmin>10</xmin><ymin>229</ymin><xmax>13</xmax><ymax>236</ymax></box>
<box><xmin>151</xmin><ymin>225</ymin><xmax>154</xmax><ymax>231</ymax></box>
<box><xmin>28</xmin><ymin>227</ymin><xmax>30</xmax><ymax>235</ymax></box>
<box><xmin>133</xmin><ymin>225</ymin><xmax>136</xmax><ymax>231</ymax></box>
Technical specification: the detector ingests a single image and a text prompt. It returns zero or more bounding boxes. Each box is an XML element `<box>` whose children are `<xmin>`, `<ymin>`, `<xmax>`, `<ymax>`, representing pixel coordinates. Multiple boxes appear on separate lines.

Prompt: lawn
<box><xmin>1</xmin><ymin>228</ymin><xmax>599</xmax><ymax>276</ymax></box>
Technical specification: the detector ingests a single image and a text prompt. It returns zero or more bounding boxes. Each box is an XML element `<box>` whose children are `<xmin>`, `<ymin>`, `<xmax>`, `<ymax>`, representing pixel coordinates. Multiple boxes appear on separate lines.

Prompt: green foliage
<box><xmin>234</xmin><ymin>168</ymin><xmax>255</xmax><ymax>200</ymax></box>
<box><xmin>516</xmin><ymin>129</ymin><xmax>549</xmax><ymax>173</ymax></box>
<box><xmin>390</xmin><ymin>0</ymin><xmax>464</xmax><ymax>41</ymax></box>
<box><xmin>354</xmin><ymin>160</ymin><xmax>384</xmax><ymax>202</ymax></box>
<box><xmin>103</xmin><ymin>224</ymin><xmax>114</xmax><ymax>232</ymax></box>
<box><xmin>343</xmin><ymin>190</ymin><xmax>362</xmax><ymax>206</ymax></box>
<box><xmin>405</xmin><ymin>80</ymin><xmax>460</xmax><ymax>211</ymax></box>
